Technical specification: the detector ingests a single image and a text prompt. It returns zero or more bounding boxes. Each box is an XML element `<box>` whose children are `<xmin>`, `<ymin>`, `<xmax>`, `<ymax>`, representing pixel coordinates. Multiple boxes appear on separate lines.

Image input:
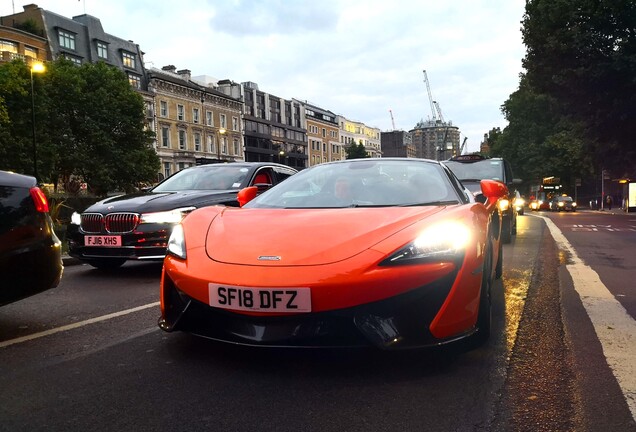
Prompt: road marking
<box><xmin>0</xmin><ymin>302</ymin><xmax>160</xmax><ymax>349</ymax></box>
<box><xmin>536</xmin><ymin>215</ymin><xmax>636</xmax><ymax>419</ymax></box>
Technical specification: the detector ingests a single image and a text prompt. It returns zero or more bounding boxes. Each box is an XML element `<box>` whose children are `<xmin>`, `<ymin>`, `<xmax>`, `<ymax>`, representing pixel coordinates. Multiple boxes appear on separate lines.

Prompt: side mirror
<box><xmin>237</xmin><ymin>186</ymin><xmax>258</xmax><ymax>207</ymax></box>
<box><xmin>480</xmin><ymin>179</ymin><xmax>508</xmax><ymax>205</ymax></box>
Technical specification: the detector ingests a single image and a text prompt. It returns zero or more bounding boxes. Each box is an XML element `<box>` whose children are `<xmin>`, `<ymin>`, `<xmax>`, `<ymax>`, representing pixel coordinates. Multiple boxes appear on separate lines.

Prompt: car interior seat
<box><xmin>254</xmin><ymin>172</ymin><xmax>271</xmax><ymax>185</ymax></box>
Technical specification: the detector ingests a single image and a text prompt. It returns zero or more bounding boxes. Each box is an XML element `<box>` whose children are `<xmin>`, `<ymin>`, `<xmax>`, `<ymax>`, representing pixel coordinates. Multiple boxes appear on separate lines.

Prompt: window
<box><xmin>65</xmin><ymin>55</ymin><xmax>82</xmax><ymax>65</ymax></box>
<box><xmin>233</xmin><ymin>139</ymin><xmax>240</xmax><ymax>156</ymax></box>
<box><xmin>0</xmin><ymin>40</ymin><xmax>18</xmax><ymax>53</ymax></box>
<box><xmin>220</xmin><ymin>114</ymin><xmax>227</xmax><ymax>129</ymax></box>
<box><xmin>178</xmin><ymin>130</ymin><xmax>186</xmax><ymax>150</ymax></box>
<box><xmin>178</xmin><ymin>162</ymin><xmax>186</xmax><ymax>171</ymax></box>
<box><xmin>207</xmin><ymin>135</ymin><xmax>213</xmax><ymax>153</ymax></box>
<box><xmin>177</xmin><ymin>105</ymin><xmax>184</xmax><ymax>121</ymax></box>
<box><xmin>97</xmin><ymin>42</ymin><xmax>108</xmax><ymax>59</ymax></box>
<box><xmin>161</xmin><ymin>127</ymin><xmax>170</xmax><ymax>147</ymax></box>
<box><xmin>232</xmin><ymin>117</ymin><xmax>239</xmax><ymax>131</ymax></box>
<box><xmin>193</xmin><ymin>108</ymin><xmax>200</xmax><ymax>124</ymax></box>
<box><xmin>24</xmin><ymin>46</ymin><xmax>37</xmax><ymax>58</ymax></box>
<box><xmin>222</xmin><ymin>137</ymin><xmax>228</xmax><ymax>154</ymax></box>
<box><xmin>194</xmin><ymin>133</ymin><xmax>201</xmax><ymax>151</ymax></box>
<box><xmin>128</xmin><ymin>74</ymin><xmax>141</xmax><ymax>89</ymax></box>
<box><xmin>58</xmin><ymin>30</ymin><xmax>75</xmax><ymax>50</ymax></box>
<box><xmin>206</xmin><ymin>111</ymin><xmax>213</xmax><ymax>126</ymax></box>
<box><xmin>322</xmin><ymin>128</ymin><xmax>326</xmax><ymax>137</ymax></box>
<box><xmin>163</xmin><ymin>162</ymin><xmax>171</xmax><ymax>179</ymax></box>
<box><xmin>122</xmin><ymin>51</ymin><xmax>135</xmax><ymax>68</ymax></box>
<box><xmin>160</xmin><ymin>101</ymin><xmax>168</xmax><ymax>117</ymax></box>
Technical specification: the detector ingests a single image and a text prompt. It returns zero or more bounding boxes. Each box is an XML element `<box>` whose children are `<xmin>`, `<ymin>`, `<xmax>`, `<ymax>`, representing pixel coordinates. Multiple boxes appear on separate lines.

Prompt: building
<box><xmin>338</xmin><ymin>116</ymin><xmax>382</xmax><ymax>158</ymax></box>
<box><xmin>298</xmin><ymin>101</ymin><xmax>342</xmax><ymax>166</ymax></box>
<box><xmin>380</xmin><ymin>130</ymin><xmax>415</xmax><ymax>158</ymax></box>
<box><xmin>410</xmin><ymin>119</ymin><xmax>460</xmax><ymax>161</ymax></box>
<box><xmin>1</xmin><ymin>4</ymin><xmax>146</xmax><ymax>89</ymax></box>
<box><xmin>0</xmin><ymin>17</ymin><xmax>48</xmax><ymax>66</ymax></box>
<box><xmin>148</xmin><ymin>66</ymin><xmax>243</xmax><ymax>181</ymax></box>
<box><xmin>238</xmin><ymin>82</ymin><xmax>307</xmax><ymax>169</ymax></box>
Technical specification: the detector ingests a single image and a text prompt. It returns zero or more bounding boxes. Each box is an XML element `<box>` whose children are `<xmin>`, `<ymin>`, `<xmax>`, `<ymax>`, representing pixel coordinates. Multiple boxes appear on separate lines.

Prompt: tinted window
<box><xmin>0</xmin><ymin>186</ymin><xmax>33</xmax><ymax>234</ymax></box>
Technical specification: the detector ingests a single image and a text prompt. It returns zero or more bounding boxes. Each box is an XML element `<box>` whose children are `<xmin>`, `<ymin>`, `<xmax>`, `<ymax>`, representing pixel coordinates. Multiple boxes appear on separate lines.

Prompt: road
<box><xmin>0</xmin><ymin>210</ymin><xmax>635</xmax><ymax>432</ymax></box>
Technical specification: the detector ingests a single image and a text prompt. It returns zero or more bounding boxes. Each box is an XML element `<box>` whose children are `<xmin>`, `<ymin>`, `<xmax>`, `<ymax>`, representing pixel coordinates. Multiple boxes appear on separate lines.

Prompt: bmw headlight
<box><xmin>167</xmin><ymin>224</ymin><xmax>186</xmax><ymax>259</ymax></box>
<box><xmin>381</xmin><ymin>221</ymin><xmax>471</xmax><ymax>265</ymax></box>
<box><xmin>140</xmin><ymin>207</ymin><xmax>196</xmax><ymax>224</ymax></box>
<box><xmin>70</xmin><ymin>211</ymin><xmax>82</xmax><ymax>225</ymax></box>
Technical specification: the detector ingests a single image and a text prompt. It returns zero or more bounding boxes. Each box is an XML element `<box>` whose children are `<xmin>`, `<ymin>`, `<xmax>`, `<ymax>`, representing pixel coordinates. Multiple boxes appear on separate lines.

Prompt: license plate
<box><xmin>84</xmin><ymin>235</ymin><xmax>122</xmax><ymax>247</ymax></box>
<box><xmin>209</xmin><ymin>284</ymin><xmax>311</xmax><ymax>313</ymax></box>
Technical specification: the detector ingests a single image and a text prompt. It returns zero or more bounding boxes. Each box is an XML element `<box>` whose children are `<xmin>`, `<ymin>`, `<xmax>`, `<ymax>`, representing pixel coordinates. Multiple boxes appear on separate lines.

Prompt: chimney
<box><xmin>177</xmin><ymin>69</ymin><xmax>191</xmax><ymax>80</ymax></box>
<box><xmin>161</xmin><ymin>65</ymin><xmax>177</xmax><ymax>73</ymax></box>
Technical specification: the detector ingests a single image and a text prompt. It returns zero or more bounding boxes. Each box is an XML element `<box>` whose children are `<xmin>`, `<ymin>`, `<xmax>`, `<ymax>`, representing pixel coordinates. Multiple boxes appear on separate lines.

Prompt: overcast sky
<box><xmin>3</xmin><ymin>0</ymin><xmax>527</xmax><ymax>153</ymax></box>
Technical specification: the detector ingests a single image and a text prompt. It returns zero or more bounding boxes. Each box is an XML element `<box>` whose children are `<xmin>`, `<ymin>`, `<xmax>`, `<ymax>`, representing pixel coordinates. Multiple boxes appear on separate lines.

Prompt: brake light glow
<box><xmin>29</xmin><ymin>187</ymin><xmax>49</xmax><ymax>213</ymax></box>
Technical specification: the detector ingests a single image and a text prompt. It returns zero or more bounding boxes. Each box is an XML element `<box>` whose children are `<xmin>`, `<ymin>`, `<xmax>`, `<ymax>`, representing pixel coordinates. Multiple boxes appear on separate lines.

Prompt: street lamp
<box><xmin>30</xmin><ymin>62</ymin><xmax>46</xmax><ymax>181</ymax></box>
<box><xmin>278</xmin><ymin>150</ymin><xmax>285</xmax><ymax>164</ymax></box>
<box><xmin>216</xmin><ymin>127</ymin><xmax>226</xmax><ymax>163</ymax></box>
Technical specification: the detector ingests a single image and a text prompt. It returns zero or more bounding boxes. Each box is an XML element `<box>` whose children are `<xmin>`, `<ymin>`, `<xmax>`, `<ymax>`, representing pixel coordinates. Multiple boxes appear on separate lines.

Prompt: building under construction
<box><xmin>410</xmin><ymin>70</ymin><xmax>462</xmax><ymax>161</ymax></box>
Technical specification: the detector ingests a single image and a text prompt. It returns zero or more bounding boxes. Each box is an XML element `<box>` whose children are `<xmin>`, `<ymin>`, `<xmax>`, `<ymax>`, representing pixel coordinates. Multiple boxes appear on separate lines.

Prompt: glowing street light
<box><xmin>30</xmin><ymin>62</ymin><xmax>46</xmax><ymax>181</ymax></box>
<box><xmin>216</xmin><ymin>127</ymin><xmax>226</xmax><ymax>163</ymax></box>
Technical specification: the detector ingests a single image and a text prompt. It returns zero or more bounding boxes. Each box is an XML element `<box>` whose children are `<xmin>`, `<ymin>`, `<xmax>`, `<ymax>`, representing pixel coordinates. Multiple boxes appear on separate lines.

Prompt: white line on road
<box><xmin>0</xmin><ymin>302</ymin><xmax>160</xmax><ymax>349</ymax></box>
<box><xmin>536</xmin><ymin>215</ymin><xmax>636</xmax><ymax>420</ymax></box>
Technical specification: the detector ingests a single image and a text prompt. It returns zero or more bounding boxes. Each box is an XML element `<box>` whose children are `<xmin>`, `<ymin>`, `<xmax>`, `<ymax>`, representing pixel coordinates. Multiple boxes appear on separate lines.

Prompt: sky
<box><xmin>2</xmin><ymin>0</ymin><xmax>527</xmax><ymax>154</ymax></box>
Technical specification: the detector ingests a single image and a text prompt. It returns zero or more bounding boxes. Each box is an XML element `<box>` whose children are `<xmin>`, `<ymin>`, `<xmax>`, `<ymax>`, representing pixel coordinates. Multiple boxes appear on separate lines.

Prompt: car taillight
<box><xmin>29</xmin><ymin>187</ymin><xmax>50</xmax><ymax>213</ymax></box>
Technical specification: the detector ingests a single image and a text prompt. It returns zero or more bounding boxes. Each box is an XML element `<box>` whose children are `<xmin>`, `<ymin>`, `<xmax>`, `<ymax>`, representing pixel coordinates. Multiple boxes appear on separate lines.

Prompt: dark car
<box><xmin>67</xmin><ymin>162</ymin><xmax>297</xmax><ymax>269</ymax></box>
<box><xmin>550</xmin><ymin>195</ymin><xmax>577</xmax><ymax>212</ymax></box>
<box><xmin>0</xmin><ymin>170</ymin><xmax>63</xmax><ymax>306</ymax></box>
<box><xmin>444</xmin><ymin>154</ymin><xmax>521</xmax><ymax>243</ymax></box>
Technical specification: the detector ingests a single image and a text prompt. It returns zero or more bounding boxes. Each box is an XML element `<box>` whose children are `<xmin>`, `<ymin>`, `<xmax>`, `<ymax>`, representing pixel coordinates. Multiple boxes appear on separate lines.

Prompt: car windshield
<box><xmin>444</xmin><ymin>160</ymin><xmax>504</xmax><ymax>182</ymax></box>
<box><xmin>244</xmin><ymin>159</ymin><xmax>460</xmax><ymax>209</ymax></box>
<box><xmin>152</xmin><ymin>165</ymin><xmax>250</xmax><ymax>192</ymax></box>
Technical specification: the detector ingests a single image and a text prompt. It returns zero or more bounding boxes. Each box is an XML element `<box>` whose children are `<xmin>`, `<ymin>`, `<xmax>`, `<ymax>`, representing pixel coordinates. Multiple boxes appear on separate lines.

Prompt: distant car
<box><xmin>159</xmin><ymin>158</ymin><xmax>508</xmax><ymax>350</ymax></box>
<box><xmin>67</xmin><ymin>162</ymin><xmax>297</xmax><ymax>269</ymax></box>
<box><xmin>444</xmin><ymin>154</ymin><xmax>521</xmax><ymax>243</ymax></box>
<box><xmin>0</xmin><ymin>170</ymin><xmax>63</xmax><ymax>306</ymax></box>
<box><xmin>550</xmin><ymin>195</ymin><xmax>577</xmax><ymax>212</ymax></box>
<box><xmin>513</xmin><ymin>190</ymin><xmax>525</xmax><ymax>215</ymax></box>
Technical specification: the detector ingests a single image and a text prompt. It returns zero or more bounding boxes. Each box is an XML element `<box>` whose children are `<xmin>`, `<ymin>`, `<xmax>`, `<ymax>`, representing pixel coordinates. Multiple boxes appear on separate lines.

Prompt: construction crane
<box><xmin>459</xmin><ymin>137</ymin><xmax>467</xmax><ymax>155</ymax></box>
<box><xmin>389</xmin><ymin>109</ymin><xmax>396</xmax><ymax>130</ymax></box>
<box><xmin>433</xmin><ymin>101</ymin><xmax>445</xmax><ymax>123</ymax></box>
<box><xmin>422</xmin><ymin>70</ymin><xmax>437</xmax><ymax>122</ymax></box>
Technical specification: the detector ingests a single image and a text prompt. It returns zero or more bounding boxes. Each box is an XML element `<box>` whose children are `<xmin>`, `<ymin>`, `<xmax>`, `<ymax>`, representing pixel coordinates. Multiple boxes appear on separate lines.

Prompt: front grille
<box><xmin>80</xmin><ymin>212</ymin><xmax>139</xmax><ymax>234</ymax></box>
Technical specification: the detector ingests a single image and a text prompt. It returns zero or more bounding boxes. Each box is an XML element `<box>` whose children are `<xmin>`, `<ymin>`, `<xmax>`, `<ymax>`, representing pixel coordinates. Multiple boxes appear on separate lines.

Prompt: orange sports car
<box><xmin>159</xmin><ymin>158</ymin><xmax>507</xmax><ymax>350</ymax></box>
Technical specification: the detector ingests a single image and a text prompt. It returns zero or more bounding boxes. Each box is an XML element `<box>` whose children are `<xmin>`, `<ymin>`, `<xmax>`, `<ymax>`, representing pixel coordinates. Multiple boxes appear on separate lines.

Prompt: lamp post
<box><xmin>216</xmin><ymin>127</ymin><xmax>226</xmax><ymax>163</ymax></box>
<box><xmin>278</xmin><ymin>150</ymin><xmax>285</xmax><ymax>164</ymax></box>
<box><xmin>30</xmin><ymin>62</ymin><xmax>46</xmax><ymax>181</ymax></box>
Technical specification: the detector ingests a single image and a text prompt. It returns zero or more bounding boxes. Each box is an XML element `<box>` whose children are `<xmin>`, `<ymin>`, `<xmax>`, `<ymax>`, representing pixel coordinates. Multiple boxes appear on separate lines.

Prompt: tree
<box><xmin>522</xmin><ymin>0</ymin><xmax>636</xmax><ymax>177</ymax></box>
<box><xmin>0</xmin><ymin>58</ymin><xmax>159</xmax><ymax>194</ymax></box>
<box><xmin>345</xmin><ymin>140</ymin><xmax>368</xmax><ymax>159</ymax></box>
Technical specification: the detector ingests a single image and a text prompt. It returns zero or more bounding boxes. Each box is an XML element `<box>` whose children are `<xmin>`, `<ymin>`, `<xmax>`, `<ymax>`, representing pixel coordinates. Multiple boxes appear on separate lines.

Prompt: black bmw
<box><xmin>67</xmin><ymin>162</ymin><xmax>297</xmax><ymax>269</ymax></box>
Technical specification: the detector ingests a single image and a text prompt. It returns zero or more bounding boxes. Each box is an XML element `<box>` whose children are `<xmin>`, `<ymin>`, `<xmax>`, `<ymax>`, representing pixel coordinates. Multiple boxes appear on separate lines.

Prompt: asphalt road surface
<box><xmin>1</xmin><ymin>211</ymin><xmax>635</xmax><ymax>431</ymax></box>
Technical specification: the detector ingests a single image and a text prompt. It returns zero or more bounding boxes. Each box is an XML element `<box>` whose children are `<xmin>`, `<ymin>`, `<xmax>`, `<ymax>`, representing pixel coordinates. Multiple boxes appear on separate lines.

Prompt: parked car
<box><xmin>444</xmin><ymin>154</ymin><xmax>521</xmax><ymax>243</ymax></box>
<box><xmin>0</xmin><ymin>170</ymin><xmax>63</xmax><ymax>306</ymax></box>
<box><xmin>159</xmin><ymin>158</ymin><xmax>508</xmax><ymax>350</ymax></box>
<box><xmin>67</xmin><ymin>162</ymin><xmax>297</xmax><ymax>269</ymax></box>
<box><xmin>550</xmin><ymin>195</ymin><xmax>577</xmax><ymax>212</ymax></box>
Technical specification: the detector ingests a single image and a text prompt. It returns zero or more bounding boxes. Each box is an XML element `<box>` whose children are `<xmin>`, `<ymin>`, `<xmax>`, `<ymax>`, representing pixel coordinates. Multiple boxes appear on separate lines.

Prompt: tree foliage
<box><xmin>0</xmin><ymin>58</ymin><xmax>159</xmax><ymax>195</ymax></box>
<box><xmin>520</xmin><ymin>0</ymin><xmax>636</xmax><ymax>177</ymax></box>
<box><xmin>345</xmin><ymin>141</ymin><xmax>369</xmax><ymax>159</ymax></box>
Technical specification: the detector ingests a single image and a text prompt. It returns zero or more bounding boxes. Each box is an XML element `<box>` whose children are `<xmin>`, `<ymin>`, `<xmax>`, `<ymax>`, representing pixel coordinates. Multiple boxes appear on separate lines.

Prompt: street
<box><xmin>0</xmin><ymin>211</ymin><xmax>635</xmax><ymax>431</ymax></box>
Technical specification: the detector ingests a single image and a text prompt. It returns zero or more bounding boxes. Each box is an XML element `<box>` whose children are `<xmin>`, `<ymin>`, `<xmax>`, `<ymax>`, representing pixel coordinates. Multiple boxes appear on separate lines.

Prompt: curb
<box><xmin>62</xmin><ymin>255</ymin><xmax>83</xmax><ymax>266</ymax></box>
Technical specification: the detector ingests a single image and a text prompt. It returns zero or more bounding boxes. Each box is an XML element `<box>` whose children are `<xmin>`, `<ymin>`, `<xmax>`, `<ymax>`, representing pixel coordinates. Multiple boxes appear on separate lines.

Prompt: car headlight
<box><xmin>167</xmin><ymin>224</ymin><xmax>186</xmax><ymax>259</ymax></box>
<box><xmin>381</xmin><ymin>221</ymin><xmax>471</xmax><ymax>265</ymax></box>
<box><xmin>558</xmin><ymin>201</ymin><xmax>564</xmax><ymax>207</ymax></box>
<box><xmin>572</xmin><ymin>202</ymin><xmax>577</xmax><ymax>207</ymax></box>
<box><xmin>70</xmin><ymin>211</ymin><xmax>82</xmax><ymax>225</ymax></box>
<box><xmin>140</xmin><ymin>207</ymin><xmax>196</xmax><ymax>224</ymax></box>
<box><xmin>498</xmin><ymin>199</ymin><xmax>510</xmax><ymax>211</ymax></box>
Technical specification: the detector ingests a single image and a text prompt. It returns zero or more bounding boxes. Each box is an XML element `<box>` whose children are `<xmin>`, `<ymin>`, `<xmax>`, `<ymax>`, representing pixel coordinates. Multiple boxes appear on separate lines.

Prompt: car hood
<box><xmin>205</xmin><ymin>206</ymin><xmax>445</xmax><ymax>266</ymax></box>
<box><xmin>86</xmin><ymin>190</ymin><xmax>237</xmax><ymax>214</ymax></box>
